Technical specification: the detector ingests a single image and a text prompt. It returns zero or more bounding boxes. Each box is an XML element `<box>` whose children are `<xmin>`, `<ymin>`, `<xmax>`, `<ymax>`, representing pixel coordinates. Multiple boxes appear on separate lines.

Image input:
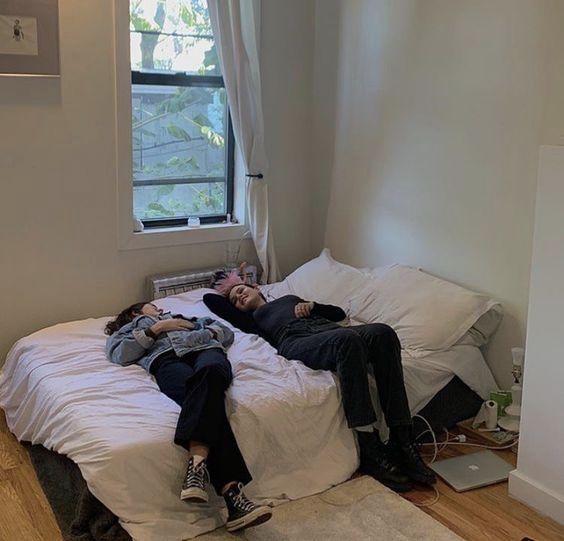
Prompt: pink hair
<box><xmin>214</xmin><ymin>262</ymin><xmax>249</xmax><ymax>296</ymax></box>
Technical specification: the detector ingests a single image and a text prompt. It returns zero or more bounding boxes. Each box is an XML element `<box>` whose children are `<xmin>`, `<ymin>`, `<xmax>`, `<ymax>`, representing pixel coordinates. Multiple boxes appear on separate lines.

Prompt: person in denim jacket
<box><xmin>105</xmin><ymin>302</ymin><xmax>272</xmax><ymax>533</ymax></box>
<box><xmin>106</xmin><ymin>309</ymin><xmax>234</xmax><ymax>371</ymax></box>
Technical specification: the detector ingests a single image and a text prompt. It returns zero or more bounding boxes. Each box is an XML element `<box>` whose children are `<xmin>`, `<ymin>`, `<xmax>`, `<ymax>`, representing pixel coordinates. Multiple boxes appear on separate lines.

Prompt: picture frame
<box><xmin>0</xmin><ymin>0</ymin><xmax>59</xmax><ymax>77</ymax></box>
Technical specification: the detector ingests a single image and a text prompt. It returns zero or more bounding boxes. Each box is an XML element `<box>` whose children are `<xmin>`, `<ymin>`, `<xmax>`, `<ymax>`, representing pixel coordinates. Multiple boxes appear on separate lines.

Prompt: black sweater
<box><xmin>253</xmin><ymin>295</ymin><xmax>346</xmax><ymax>345</ymax></box>
<box><xmin>203</xmin><ymin>293</ymin><xmax>346</xmax><ymax>347</ymax></box>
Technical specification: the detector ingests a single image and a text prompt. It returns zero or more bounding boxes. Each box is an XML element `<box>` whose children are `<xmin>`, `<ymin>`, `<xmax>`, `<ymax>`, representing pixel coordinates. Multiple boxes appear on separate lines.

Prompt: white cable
<box><xmin>410</xmin><ymin>413</ymin><xmax>518</xmax><ymax>510</ymax></box>
<box><xmin>415</xmin><ymin>429</ymin><xmax>431</xmax><ymax>441</ymax></box>
<box><xmin>420</xmin><ymin>438</ymin><xmax>519</xmax><ymax>451</ymax></box>
<box><xmin>406</xmin><ymin>415</ymin><xmax>441</xmax><ymax>507</ymax></box>
<box><xmin>411</xmin><ymin>485</ymin><xmax>441</xmax><ymax>508</ymax></box>
<box><xmin>420</xmin><ymin>428</ymin><xmax>450</xmax><ymax>459</ymax></box>
<box><xmin>326</xmin><ymin>416</ymin><xmax>517</xmax><ymax>511</ymax></box>
<box><xmin>415</xmin><ymin>414</ymin><xmax>519</xmax><ymax>453</ymax></box>
<box><xmin>318</xmin><ymin>490</ymin><xmax>378</xmax><ymax>507</ymax></box>
<box><xmin>413</xmin><ymin>414</ymin><xmax>439</xmax><ymax>463</ymax></box>
<box><xmin>319</xmin><ymin>484</ymin><xmax>441</xmax><ymax>509</ymax></box>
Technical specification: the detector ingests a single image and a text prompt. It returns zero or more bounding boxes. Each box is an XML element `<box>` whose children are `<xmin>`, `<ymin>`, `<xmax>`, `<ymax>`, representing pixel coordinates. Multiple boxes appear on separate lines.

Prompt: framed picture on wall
<box><xmin>0</xmin><ymin>0</ymin><xmax>59</xmax><ymax>76</ymax></box>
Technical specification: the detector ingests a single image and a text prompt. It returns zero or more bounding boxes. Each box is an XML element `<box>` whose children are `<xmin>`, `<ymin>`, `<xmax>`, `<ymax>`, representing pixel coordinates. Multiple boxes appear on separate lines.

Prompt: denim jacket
<box><xmin>105</xmin><ymin>313</ymin><xmax>234</xmax><ymax>373</ymax></box>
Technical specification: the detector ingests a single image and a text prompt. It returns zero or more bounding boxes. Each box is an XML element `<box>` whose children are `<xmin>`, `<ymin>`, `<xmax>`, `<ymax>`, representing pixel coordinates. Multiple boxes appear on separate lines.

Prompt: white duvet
<box><xmin>0</xmin><ymin>289</ymin><xmax>497</xmax><ymax>541</ymax></box>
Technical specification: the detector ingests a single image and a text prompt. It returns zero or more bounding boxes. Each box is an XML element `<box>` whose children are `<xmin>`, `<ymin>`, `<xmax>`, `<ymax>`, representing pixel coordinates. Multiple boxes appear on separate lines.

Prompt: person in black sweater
<box><xmin>204</xmin><ymin>282</ymin><xmax>436</xmax><ymax>493</ymax></box>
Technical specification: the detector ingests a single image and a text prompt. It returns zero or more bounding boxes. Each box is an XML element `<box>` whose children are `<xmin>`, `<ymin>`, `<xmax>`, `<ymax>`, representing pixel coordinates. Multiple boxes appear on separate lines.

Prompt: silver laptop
<box><xmin>429</xmin><ymin>450</ymin><xmax>514</xmax><ymax>492</ymax></box>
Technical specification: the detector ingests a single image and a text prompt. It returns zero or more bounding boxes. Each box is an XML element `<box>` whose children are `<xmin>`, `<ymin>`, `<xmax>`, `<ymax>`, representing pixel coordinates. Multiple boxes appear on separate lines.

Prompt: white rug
<box><xmin>198</xmin><ymin>476</ymin><xmax>462</xmax><ymax>540</ymax></box>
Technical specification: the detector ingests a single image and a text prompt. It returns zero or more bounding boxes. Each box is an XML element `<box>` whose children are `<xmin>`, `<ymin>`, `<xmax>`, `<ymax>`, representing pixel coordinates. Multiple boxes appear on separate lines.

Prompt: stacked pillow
<box><xmin>261</xmin><ymin>249</ymin><xmax>502</xmax><ymax>357</ymax></box>
<box><xmin>349</xmin><ymin>265</ymin><xmax>501</xmax><ymax>357</ymax></box>
<box><xmin>260</xmin><ymin>249</ymin><xmax>368</xmax><ymax>314</ymax></box>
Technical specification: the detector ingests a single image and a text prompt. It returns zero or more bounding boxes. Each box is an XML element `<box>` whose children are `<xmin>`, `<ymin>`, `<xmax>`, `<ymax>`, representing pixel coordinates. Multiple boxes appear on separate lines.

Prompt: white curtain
<box><xmin>208</xmin><ymin>0</ymin><xmax>280</xmax><ymax>283</ymax></box>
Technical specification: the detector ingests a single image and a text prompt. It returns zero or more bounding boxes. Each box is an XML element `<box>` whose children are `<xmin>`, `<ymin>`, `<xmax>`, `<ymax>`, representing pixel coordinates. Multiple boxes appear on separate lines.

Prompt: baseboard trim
<box><xmin>509</xmin><ymin>469</ymin><xmax>564</xmax><ymax>526</ymax></box>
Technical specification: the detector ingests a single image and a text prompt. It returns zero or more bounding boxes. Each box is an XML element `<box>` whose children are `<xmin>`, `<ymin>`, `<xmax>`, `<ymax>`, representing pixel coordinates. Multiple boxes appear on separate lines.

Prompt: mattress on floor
<box><xmin>24</xmin><ymin>374</ymin><xmax>483</xmax><ymax>541</ymax></box>
<box><xmin>0</xmin><ymin>288</ymin><xmax>497</xmax><ymax>541</ymax></box>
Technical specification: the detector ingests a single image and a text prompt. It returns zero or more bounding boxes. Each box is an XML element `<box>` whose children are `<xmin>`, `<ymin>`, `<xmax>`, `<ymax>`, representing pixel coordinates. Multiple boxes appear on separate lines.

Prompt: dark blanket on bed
<box><xmin>413</xmin><ymin>375</ymin><xmax>483</xmax><ymax>439</ymax></box>
<box><xmin>24</xmin><ymin>443</ymin><xmax>131</xmax><ymax>541</ymax></box>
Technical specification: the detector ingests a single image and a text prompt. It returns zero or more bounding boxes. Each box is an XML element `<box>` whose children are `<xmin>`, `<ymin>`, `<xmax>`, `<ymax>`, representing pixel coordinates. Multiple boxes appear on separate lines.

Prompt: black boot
<box><xmin>388</xmin><ymin>426</ymin><xmax>436</xmax><ymax>486</ymax></box>
<box><xmin>357</xmin><ymin>431</ymin><xmax>412</xmax><ymax>493</ymax></box>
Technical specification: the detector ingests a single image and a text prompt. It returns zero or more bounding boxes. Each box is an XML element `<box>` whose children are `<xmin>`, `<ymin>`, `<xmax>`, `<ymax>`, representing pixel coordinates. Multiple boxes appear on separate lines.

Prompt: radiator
<box><xmin>147</xmin><ymin>265</ymin><xmax>258</xmax><ymax>300</ymax></box>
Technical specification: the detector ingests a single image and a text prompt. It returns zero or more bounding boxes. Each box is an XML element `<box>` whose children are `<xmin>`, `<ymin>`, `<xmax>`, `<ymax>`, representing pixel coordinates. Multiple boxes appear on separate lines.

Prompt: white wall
<box><xmin>508</xmin><ymin>146</ymin><xmax>564</xmax><ymax>525</ymax></box>
<box><xmin>508</xmin><ymin>1</ymin><xmax>564</xmax><ymax>523</ymax></box>
<box><xmin>261</xmin><ymin>0</ymin><xmax>316</xmax><ymax>276</ymax></box>
<box><xmin>539</xmin><ymin>0</ymin><xmax>564</xmax><ymax>148</ymax></box>
<box><xmin>311</xmin><ymin>0</ymin><xmax>341</xmax><ymax>250</ymax></box>
<box><xmin>313</xmin><ymin>2</ymin><xmax>564</xmax><ymax>520</ymax></box>
<box><xmin>0</xmin><ymin>0</ymin><xmax>316</xmax><ymax>361</ymax></box>
<box><xmin>315</xmin><ymin>0</ymin><xmax>549</xmax><ymax>388</ymax></box>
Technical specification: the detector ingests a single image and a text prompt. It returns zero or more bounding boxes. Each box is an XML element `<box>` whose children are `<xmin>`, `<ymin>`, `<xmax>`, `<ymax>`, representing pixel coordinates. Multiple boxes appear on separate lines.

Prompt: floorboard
<box><xmin>402</xmin><ymin>437</ymin><xmax>564</xmax><ymax>541</ymax></box>
<box><xmin>1</xmin><ymin>411</ymin><xmax>563</xmax><ymax>541</ymax></box>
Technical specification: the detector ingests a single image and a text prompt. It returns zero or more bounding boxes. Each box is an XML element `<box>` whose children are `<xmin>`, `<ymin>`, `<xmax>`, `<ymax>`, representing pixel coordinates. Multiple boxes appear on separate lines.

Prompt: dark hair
<box><xmin>227</xmin><ymin>284</ymin><xmax>266</xmax><ymax>305</ymax></box>
<box><xmin>104</xmin><ymin>302</ymin><xmax>149</xmax><ymax>336</ymax></box>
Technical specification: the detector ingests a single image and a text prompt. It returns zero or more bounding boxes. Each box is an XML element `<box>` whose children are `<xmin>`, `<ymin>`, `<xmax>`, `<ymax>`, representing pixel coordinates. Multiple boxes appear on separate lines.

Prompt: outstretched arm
<box><xmin>294</xmin><ymin>300</ymin><xmax>347</xmax><ymax>321</ymax></box>
<box><xmin>312</xmin><ymin>302</ymin><xmax>347</xmax><ymax>322</ymax></box>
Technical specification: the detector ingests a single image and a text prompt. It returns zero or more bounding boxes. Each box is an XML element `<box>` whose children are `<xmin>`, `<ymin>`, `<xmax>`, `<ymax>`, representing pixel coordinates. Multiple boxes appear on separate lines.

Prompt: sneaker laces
<box><xmin>183</xmin><ymin>459</ymin><xmax>209</xmax><ymax>490</ymax></box>
<box><xmin>232</xmin><ymin>482</ymin><xmax>256</xmax><ymax>513</ymax></box>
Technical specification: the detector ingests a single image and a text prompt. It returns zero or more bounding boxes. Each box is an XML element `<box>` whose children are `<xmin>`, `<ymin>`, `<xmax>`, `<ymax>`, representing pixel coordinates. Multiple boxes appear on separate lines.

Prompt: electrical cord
<box><xmin>318</xmin><ymin>482</ymin><xmax>442</xmax><ymax>508</ymax></box>
<box><xmin>409</xmin><ymin>485</ymin><xmax>441</xmax><ymax>508</ymax></box>
<box><xmin>413</xmin><ymin>414</ymin><xmax>439</xmax><ymax>463</ymax></box>
<box><xmin>409</xmin><ymin>414</ymin><xmax>518</xmax><ymax>508</ymax></box>
<box><xmin>318</xmin><ymin>488</ymin><xmax>386</xmax><ymax>507</ymax></box>
<box><xmin>419</xmin><ymin>428</ymin><xmax>450</xmax><ymax>458</ymax></box>
<box><xmin>320</xmin><ymin>415</ymin><xmax>518</xmax><ymax>510</ymax></box>
<box><xmin>419</xmin><ymin>434</ymin><xmax>519</xmax><ymax>452</ymax></box>
<box><xmin>321</xmin><ymin>416</ymin><xmax>440</xmax><ymax>509</ymax></box>
<box><xmin>415</xmin><ymin>415</ymin><xmax>519</xmax><ymax>457</ymax></box>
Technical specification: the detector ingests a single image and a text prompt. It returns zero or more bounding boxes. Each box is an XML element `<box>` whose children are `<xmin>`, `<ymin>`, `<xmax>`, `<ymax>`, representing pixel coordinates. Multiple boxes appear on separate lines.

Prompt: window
<box><xmin>129</xmin><ymin>0</ymin><xmax>234</xmax><ymax>228</ymax></box>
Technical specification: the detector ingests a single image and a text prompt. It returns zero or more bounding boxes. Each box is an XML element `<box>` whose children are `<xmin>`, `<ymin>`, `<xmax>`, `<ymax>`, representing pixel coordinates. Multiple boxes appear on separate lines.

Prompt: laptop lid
<box><xmin>429</xmin><ymin>450</ymin><xmax>514</xmax><ymax>492</ymax></box>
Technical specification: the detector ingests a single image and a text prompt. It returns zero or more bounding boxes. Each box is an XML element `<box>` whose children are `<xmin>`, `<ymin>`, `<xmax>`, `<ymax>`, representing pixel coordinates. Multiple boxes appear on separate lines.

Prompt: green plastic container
<box><xmin>490</xmin><ymin>390</ymin><xmax>513</xmax><ymax>417</ymax></box>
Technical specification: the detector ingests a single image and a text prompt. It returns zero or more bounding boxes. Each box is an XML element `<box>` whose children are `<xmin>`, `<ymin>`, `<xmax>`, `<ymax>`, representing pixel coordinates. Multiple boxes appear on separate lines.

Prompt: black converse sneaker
<box><xmin>223</xmin><ymin>482</ymin><xmax>272</xmax><ymax>532</ymax></box>
<box><xmin>180</xmin><ymin>456</ymin><xmax>209</xmax><ymax>503</ymax></box>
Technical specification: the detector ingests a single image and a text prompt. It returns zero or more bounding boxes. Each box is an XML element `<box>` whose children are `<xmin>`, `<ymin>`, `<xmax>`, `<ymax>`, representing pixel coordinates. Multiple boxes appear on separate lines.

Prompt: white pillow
<box><xmin>261</xmin><ymin>249</ymin><xmax>369</xmax><ymax>313</ymax></box>
<box><xmin>350</xmin><ymin>266</ymin><xmax>501</xmax><ymax>357</ymax></box>
<box><xmin>456</xmin><ymin>304</ymin><xmax>503</xmax><ymax>348</ymax></box>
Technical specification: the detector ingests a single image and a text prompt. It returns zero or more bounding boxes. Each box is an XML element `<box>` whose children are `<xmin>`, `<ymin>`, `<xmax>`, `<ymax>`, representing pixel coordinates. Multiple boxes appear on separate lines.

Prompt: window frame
<box><xmin>131</xmin><ymin>68</ymin><xmax>235</xmax><ymax>229</ymax></box>
<box><xmin>114</xmin><ymin>0</ymin><xmax>246</xmax><ymax>251</ymax></box>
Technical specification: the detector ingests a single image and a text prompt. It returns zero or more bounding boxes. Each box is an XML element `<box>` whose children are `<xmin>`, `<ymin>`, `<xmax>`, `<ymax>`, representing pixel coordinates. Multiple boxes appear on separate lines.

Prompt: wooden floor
<box><xmin>0</xmin><ymin>413</ymin><xmax>62</xmax><ymax>541</ymax></box>
<box><xmin>402</xmin><ymin>439</ymin><xmax>564</xmax><ymax>541</ymax></box>
<box><xmin>1</xmin><ymin>411</ymin><xmax>563</xmax><ymax>541</ymax></box>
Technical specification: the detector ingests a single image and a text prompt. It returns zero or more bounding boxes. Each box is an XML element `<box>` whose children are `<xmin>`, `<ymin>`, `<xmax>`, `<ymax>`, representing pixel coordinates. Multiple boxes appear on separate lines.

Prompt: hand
<box><xmin>151</xmin><ymin>318</ymin><xmax>195</xmax><ymax>335</ymax></box>
<box><xmin>206</xmin><ymin>327</ymin><xmax>218</xmax><ymax>340</ymax></box>
<box><xmin>294</xmin><ymin>302</ymin><xmax>314</xmax><ymax>318</ymax></box>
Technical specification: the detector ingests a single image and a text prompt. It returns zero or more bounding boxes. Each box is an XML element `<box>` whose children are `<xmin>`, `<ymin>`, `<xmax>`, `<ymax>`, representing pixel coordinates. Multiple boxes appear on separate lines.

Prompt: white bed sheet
<box><xmin>0</xmin><ymin>289</ymin><xmax>356</xmax><ymax>541</ymax></box>
<box><xmin>0</xmin><ymin>288</ymin><xmax>497</xmax><ymax>541</ymax></box>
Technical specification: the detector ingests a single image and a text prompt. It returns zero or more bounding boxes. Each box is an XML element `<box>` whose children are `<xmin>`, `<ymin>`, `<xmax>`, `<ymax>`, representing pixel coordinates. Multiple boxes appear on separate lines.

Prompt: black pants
<box><xmin>152</xmin><ymin>348</ymin><xmax>252</xmax><ymax>494</ymax></box>
<box><xmin>279</xmin><ymin>323</ymin><xmax>412</xmax><ymax>430</ymax></box>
